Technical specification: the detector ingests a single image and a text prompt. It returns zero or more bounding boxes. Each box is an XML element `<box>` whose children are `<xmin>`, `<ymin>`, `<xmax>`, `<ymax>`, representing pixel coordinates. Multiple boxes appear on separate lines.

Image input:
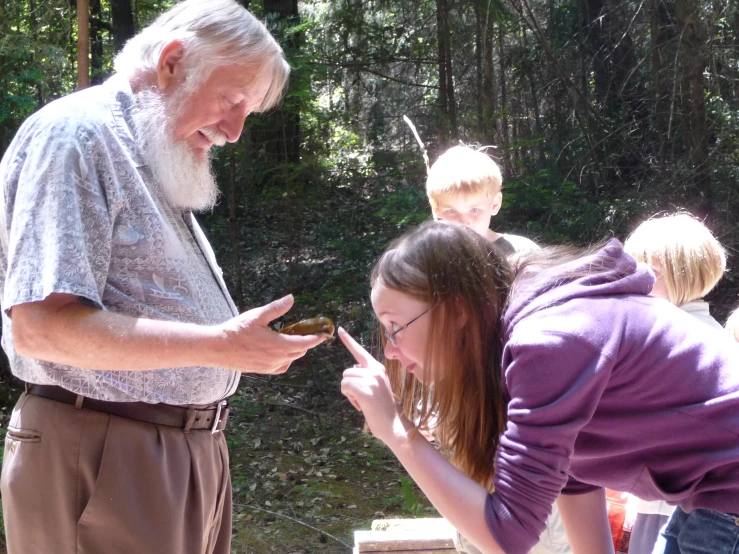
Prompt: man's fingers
<box><xmin>251</xmin><ymin>294</ymin><xmax>294</xmax><ymax>324</ymax></box>
<box><xmin>338</xmin><ymin>327</ymin><xmax>374</xmax><ymax>366</ymax></box>
<box><xmin>274</xmin><ymin>361</ymin><xmax>291</xmax><ymax>374</ymax></box>
<box><xmin>277</xmin><ymin>333</ymin><xmax>326</xmax><ymax>352</ymax></box>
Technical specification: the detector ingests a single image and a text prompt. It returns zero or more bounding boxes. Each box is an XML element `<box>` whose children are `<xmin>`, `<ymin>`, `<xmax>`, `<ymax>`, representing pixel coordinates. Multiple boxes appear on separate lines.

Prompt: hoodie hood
<box><xmin>503</xmin><ymin>239</ymin><xmax>654</xmax><ymax>338</ymax></box>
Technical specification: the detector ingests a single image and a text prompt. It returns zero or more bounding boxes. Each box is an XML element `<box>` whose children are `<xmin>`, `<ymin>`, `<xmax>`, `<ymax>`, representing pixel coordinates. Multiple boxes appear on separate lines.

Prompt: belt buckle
<box><xmin>212</xmin><ymin>400</ymin><xmax>227</xmax><ymax>434</ymax></box>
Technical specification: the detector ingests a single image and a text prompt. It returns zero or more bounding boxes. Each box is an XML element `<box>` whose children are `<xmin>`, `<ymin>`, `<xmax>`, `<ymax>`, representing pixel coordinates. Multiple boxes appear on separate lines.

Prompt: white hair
<box><xmin>114</xmin><ymin>0</ymin><xmax>290</xmax><ymax>111</ymax></box>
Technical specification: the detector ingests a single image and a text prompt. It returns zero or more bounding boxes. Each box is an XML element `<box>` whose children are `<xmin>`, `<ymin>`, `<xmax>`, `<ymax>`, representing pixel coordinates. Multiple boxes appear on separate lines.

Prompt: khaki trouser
<box><xmin>1</xmin><ymin>393</ymin><xmax>232</xmax><ymax>554</ymax></box>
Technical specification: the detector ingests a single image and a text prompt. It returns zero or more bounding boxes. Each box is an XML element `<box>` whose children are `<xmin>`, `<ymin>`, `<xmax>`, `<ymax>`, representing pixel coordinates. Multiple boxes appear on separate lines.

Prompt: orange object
<box><xmin>605</xmin><ymin>489</ymin><xmax>631</xmax><ymax>554</ymax></box>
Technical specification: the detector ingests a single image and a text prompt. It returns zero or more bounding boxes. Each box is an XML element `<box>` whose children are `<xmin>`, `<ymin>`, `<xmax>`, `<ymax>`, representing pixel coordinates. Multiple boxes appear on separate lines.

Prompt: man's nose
<box><xmin>219</xmin><ymin>106</ymin><xmax>250</xmax><ymax>143</ymax></box>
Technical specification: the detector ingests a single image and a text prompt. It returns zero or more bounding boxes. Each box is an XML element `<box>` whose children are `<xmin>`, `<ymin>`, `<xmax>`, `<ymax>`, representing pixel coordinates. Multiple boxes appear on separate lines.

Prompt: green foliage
<box><xmin>398</xmin><ymin>475</ymin><xmax>426</xmax><ymax>516</ymax></box>
<box><xmin>372</xmin><ymin>185</ymin><xmax>429</xmax><ymax>229</ymax></box>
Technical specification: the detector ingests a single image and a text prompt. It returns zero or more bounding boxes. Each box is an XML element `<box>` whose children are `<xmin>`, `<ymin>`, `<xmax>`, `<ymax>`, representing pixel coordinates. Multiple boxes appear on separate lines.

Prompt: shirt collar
<box><xmin>104</xmin><ymin>74</ymin><xmax>146</xmax><ymax>168</ymax></box>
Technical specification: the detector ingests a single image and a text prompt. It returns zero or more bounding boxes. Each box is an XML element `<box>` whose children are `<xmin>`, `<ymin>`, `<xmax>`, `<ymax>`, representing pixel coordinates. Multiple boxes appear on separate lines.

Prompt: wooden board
<box><xmin>352</xmin><ymin>546</ymin><xmax>458</xmax><ymax>554</ymax></box>
<box><xmin>354</xmin><ymin>518</ymin><xmax>457</xmax><ymax>553</ymax></box>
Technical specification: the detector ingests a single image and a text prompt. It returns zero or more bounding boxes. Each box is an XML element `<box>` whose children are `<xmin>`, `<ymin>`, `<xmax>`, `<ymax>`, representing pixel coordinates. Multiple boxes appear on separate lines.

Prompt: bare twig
<box><xmin>261</xmin><ymin>401</ymin><xmax>324</xmax><ymax>419</ymax></box>
<box><xmin>236</xmin><ymin>504</ymin><xmax>353</xmax><ymax>550</ymax></box>
<box><xmin>403</xmin><ymin>115</ymin><xmax>430</xmax><ymax>170</ymax></box>
<box><xmin>308</xmin><ymin>60</ymin><xmax>439</xmax><ymax>89</ymax></box>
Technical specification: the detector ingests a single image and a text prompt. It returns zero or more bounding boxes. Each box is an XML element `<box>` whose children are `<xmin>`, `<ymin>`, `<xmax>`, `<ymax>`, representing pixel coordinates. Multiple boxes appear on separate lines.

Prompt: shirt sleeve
<box><xmin>3</xmin><ymin>117</ymin><xmax>115</xmax><ymax>312</ymax></box>
<box><xmin>485</xmin><ymin>329</ymin><xmax>613</xmax><ymax>554</ymax></box>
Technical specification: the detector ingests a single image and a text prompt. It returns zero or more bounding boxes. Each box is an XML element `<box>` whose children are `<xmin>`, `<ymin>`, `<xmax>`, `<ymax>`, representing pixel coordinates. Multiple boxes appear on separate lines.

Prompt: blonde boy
<box><xmin>426</xmin><ymin>145</ymin><xmax>538</xmax><ymax>254</ymax></box>
<box><xmin>428</xmin><ymin>147</ymin><xmax>567</xmax><ymax>554</ymax></box>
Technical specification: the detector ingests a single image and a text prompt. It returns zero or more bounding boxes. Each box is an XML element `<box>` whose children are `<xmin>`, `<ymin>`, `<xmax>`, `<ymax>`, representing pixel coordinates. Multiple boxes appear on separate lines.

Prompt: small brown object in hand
<box><xmin>279</xmin><ymin>316</ymin><xmax>335</xmax><ymax>339</ymax></box>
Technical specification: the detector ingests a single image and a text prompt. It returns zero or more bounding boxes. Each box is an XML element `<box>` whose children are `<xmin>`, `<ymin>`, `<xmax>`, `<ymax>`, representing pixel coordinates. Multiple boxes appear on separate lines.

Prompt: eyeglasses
<box><xmin>383</xmin><ymin>305</ymin><xmax>435</xmax><ymax>347</ymax></box>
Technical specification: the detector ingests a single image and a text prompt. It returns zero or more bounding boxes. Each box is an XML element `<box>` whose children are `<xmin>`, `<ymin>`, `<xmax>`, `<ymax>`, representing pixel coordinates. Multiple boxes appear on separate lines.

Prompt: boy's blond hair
<box><xmin>726</xmin><ymin>308</ymin><xmax>739</xmax><ymax>342</ymax></box>
<box><xmin>426</xmin><ymin>145</ymin><xmax>502</xmax><ymax>202</ymax></box>
<box><xmin>623</xmin><ymin>213</ymin><xmax>726</xmax><ymax>306</ymax></box>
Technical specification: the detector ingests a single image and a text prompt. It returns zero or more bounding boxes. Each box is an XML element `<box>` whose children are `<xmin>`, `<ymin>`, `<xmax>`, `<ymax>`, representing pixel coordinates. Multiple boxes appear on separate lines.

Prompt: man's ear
<box><xmin>156</xmin><ymin>40</ymin><xmax>186</xmax><ymax>91</ymax></box>
<box><xmin>490</xmin><ymin>191</ymin><xmax>503</xmax><ymax>216</ymax></box>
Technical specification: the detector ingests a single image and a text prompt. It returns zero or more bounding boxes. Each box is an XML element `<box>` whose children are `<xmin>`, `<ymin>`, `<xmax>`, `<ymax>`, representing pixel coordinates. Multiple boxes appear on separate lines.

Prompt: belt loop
<box><xmin>74</xmin><ymin>395</ymin><xmax>84</xmax><ymax>410</ymax></box>
<box><xmin>24</xmin><ymin>382</ymin><xmax>29</xmax><ymax>393</ymax></box>
<box><xmin>183</xmin><ymin>407</ymin><xmax>196</xmax><ymax>434</ymax></box>
<box><xmin>211</xmin><ymin>401</ymin><xmax>226</xmax><ymax>434</ymax></box>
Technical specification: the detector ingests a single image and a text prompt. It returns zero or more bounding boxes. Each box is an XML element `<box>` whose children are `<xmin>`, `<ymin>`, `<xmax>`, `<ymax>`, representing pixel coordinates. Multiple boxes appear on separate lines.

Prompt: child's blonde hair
<box><xmin>623</xmin><ymin>213</ymin><xmax>726</xmax><ymax>306</ymax></box>
<box><xmin>726</xmin><ymin>307</ymin><xmax>739</xmax><ymax>342</ymax></box>
<box><xmin>426</xmin><ymin>145</ymin><xmax>502</xmax><ymax>203</ymax></box>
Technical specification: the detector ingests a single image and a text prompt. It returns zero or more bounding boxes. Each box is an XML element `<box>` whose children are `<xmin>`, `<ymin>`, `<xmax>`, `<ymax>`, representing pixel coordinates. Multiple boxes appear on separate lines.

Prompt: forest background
<box><xmin>0</xmin><ymin>0</ymin><xmax>738</xmax><ymax>552</ymax></box>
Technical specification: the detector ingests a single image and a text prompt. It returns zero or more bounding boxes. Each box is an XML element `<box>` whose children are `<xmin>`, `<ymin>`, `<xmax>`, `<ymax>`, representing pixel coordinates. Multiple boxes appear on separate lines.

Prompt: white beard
<box><xmin>131</xmin><ymin>88</ymin><xmax>220</xmax><ymax>212</ymax></box>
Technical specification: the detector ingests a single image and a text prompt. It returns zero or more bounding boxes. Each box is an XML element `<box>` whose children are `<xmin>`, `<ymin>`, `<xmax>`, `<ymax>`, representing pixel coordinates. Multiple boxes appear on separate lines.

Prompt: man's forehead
<box><xmin>208</xmin><ymin>64</ymin><xmax>271</xmax><ymax>92</ymax></box>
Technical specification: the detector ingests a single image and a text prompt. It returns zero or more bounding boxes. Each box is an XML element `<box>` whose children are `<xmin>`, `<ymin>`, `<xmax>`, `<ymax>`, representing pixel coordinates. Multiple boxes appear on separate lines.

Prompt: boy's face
<box><xmin>431</xmin><ymin>191</ymin><xmax>502</xmax><ymax>238</ymax></box>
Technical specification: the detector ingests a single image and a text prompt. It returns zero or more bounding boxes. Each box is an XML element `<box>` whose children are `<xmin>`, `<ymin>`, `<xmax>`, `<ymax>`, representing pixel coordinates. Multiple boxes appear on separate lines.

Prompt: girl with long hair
<box><xmin>339</xmin><ymin>221</ymin><xmax>739</xmax><ymax>554</ymax></box>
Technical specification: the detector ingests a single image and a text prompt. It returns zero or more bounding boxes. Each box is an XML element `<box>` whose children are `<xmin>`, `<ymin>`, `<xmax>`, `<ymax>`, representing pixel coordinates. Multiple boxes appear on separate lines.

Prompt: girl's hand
<box><xmin>338</xmin><ymin>327</ymin><xmax>407</xmax><ymax>444</ymax></box>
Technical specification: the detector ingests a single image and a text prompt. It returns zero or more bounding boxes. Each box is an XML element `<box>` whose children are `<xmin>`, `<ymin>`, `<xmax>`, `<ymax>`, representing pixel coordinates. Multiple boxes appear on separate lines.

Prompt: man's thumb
<box><xmin>256</xmin><ymin>294</ymin><xmax>294</xmax><ymax>324</ymax></box>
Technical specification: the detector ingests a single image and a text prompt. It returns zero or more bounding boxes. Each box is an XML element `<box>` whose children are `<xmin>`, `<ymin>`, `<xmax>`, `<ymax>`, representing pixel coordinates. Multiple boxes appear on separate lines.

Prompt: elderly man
<box><xmin>0</xmin><ymin>2</ymin><xmax>322</xmax><ymax>553</ymax></box>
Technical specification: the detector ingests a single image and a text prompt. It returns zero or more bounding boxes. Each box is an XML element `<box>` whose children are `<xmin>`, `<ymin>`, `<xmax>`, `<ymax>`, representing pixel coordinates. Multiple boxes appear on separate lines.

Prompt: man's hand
<box><xmin>214</xmin><ymin>294</ymin><xmax>325</xmax><ymax>374</ymax></box>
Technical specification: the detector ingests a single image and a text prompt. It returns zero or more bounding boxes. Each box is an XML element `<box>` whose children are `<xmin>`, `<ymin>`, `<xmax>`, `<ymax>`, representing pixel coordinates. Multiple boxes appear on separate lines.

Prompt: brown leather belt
<box><xmin>26</xmin><ymin>384</ymin><xmax>229</xmax><ymax>433</ymax></box>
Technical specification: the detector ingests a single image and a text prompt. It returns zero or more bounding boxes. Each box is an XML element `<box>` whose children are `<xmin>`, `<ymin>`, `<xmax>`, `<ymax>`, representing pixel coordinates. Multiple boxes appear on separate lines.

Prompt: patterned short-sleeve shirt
<box><xmin>0</xmin><ymin>75</ymin><xmax>241</xmax><ymax>404</ymax></box>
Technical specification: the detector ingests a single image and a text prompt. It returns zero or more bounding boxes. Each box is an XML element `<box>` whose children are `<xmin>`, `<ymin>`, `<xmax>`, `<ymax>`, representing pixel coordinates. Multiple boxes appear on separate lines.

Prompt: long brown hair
<box><xmin>371</xmin><ymin>221</ymin><xmax>512</xmax><ymax>489</ymax></box>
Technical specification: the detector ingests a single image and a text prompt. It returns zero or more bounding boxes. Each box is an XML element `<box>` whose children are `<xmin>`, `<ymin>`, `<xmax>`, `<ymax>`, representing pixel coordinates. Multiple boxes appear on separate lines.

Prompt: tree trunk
<box><xmin>261</xmin><ymin>0</ymin><xmax>300</xmax><ymax>165</ymax></box>
<box><xmin>444</xmin><ymin>19</ymin><xmax>457</xmax><ymax>138</ymax></box>
<box><xmin>436</xmin><ymin>0</ymin><xmax>449</xmax><ymax>140</ymax></box>
<box><xmin>28</xmin><ymin>0</ymin><xmax>44</xmax><ymax>106</ymax></box>
<box><xmin>436</xmin><ymin>0</ymin><xmax>456</xmax><ymax>140</ymax></box>
<box><xmin>474</xmin><ymin>2</ymin><xmax>483</xmax><ymax>134</ymax></box>
<box><xmin>650</xmin><ymin>0</ymin><xmax>665</xmax><ymax>166</ymax></box>
<box><xmin>77</xmin><ymin>0</ymin><xmax>90</xmax><ymax>89</ymax></box>
<box><xmin>498</xmin><ymin>23</ymin><xmax>508</xmax><ymax>148</ymax></box>
<box><xmin>676</xmin><ymin>0</ymin><xmax>708</xmax><ymax>174</ymax></box>
<box><xmin>111</xmin><ymin>0</ymin><xmax>135</xmax><ymax>54</ymax></box>
<box><xmin>581</xmin><ymin>0</ymin><xmax>608</xmax><ymax>107</ymax></box>
<box><xmin>90</xmin><ymin>0</ymin><xmax>104</xmax><ymax>84</ymax></box>
<box><xmin>511</xmin><ymin>97</ymin><xmax>520</xmax><ymax>163</ymax></box>
<box><xmin>228</xmin><ymin>146</ymin><xmax>244</xmax><ymax>310</ymax></box>
<box><xmin>479</xmin><ymin>0</ymin><xmax>497</xmax><ymax>145</ymax></box>
<box><xmin>553</xmin><ymin>86</ymin><xmax>568</xmax><ymax>176</ymax></box>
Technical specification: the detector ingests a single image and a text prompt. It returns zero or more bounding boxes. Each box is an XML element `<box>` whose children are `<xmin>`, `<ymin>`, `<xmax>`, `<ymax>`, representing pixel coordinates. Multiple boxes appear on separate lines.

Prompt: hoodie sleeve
<box><xmin>485</xmin><ymin>328</ymin><xmax>614</xmax><ymax>554</ymax></box>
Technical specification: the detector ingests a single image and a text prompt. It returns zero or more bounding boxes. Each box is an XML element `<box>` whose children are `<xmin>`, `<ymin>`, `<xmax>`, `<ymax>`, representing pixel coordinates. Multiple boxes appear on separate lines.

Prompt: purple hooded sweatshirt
<box><xmin>485</xmin><ymin>240</ymin><xmax>739</xmax><ymax>554</ymax></box>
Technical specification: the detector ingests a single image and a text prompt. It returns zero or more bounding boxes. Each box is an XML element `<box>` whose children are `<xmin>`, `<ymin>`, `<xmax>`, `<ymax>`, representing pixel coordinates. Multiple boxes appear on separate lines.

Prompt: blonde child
<box><xmin>624</xmin><ymin>213</ymin><xmax>726</xmax><ymax>329</ymax></box>
<box><xmin>426</xmin><ymin>145</ymin><xmax>539</xmax><ymax>255</ymax></box>
<box><xmin>623</xmin><ymin>213</ymin><xmax>727</xmax><ymax>554</ymax></box>
<box><xmin>427</xmin><ymin>147</ymin><xmax>566</xmax><ymax>554</ymax></box>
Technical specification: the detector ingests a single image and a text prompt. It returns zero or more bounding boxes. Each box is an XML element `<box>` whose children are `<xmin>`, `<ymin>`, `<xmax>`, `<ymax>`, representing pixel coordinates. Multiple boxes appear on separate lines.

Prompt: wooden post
<box><xmin>77</xmin><ymin>0</ymin><xmax>90</xmax><ymax>89</ymax></box>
